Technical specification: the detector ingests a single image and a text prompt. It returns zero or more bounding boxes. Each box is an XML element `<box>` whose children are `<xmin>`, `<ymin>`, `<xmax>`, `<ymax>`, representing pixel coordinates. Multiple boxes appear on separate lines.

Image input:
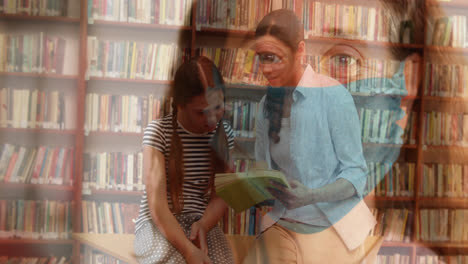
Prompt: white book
<box><xmin>127</xmin><ymin>154</ymin><xmax>134</xmax><ymax>190</ymax></box>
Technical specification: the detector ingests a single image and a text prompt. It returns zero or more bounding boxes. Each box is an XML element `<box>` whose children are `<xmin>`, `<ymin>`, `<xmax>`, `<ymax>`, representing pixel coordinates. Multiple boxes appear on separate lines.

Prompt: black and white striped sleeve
<box><xmin>142</xmin><ymin>120</ymin><xmax>166</xmax><ymax>153</ymax></box>
<box><xmin>223</xmin><ymin>120</ymin><xmax>235</xmax><ymax>150</ymax></box>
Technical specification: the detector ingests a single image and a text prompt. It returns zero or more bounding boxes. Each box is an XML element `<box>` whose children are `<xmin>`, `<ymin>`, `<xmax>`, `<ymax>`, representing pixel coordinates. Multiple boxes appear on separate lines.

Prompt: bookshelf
<box><xmin>0</xmin><ymin>0</ymin><xmax>467</xmax><ymax>263</ymax></box>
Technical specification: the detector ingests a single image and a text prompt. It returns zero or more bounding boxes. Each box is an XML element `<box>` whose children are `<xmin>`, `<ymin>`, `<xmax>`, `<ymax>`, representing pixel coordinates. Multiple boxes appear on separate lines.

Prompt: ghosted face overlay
<box><xmin>178</xmin><ymin>89</ymin><xmax>225</xmax><ymax>134</ymax></box>
<box><xmin>254</xmin><ymin>35</ymin><xmax>297</xmax><ymax>88</ymax></box>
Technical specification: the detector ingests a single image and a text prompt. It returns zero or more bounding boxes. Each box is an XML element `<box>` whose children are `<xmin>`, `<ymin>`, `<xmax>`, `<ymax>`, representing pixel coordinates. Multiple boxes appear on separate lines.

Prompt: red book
<box><xmin>4</xmin><ymin>151</ymin><xmax>19</xmax><ymax>183</ymax></box>
<box><xmin>48</xmin><ymin>147</ymin><xmax>60</xmax><ymax>184</ymax></box>
<box><xmin>31</xmin><ymin>146</ymin><xmax>46</xmax><ymax>183</ymax></box>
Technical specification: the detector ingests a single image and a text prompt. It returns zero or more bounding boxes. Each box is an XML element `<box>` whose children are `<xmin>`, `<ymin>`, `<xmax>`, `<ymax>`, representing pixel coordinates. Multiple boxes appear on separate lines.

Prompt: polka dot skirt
<box><xmin>134</xmin><ymin>214</ymin><xmax>234</xmax><ymax>264</ymax></box>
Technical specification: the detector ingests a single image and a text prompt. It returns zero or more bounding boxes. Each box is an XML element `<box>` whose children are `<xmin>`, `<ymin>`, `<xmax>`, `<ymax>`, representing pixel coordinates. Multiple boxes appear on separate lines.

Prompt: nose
<box><xmin>206</xmin><ymin>111</ymin><xmax>217</xmax><ymax>127</ymax></box>
<box><xmin>260</xmin><ymin>63</ymin><xmax>272</xmax><ymax>74</ymax></box>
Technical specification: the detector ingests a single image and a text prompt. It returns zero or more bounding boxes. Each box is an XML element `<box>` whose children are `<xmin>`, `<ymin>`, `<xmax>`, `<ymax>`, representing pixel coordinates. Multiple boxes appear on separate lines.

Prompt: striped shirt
<box><xmin>135</xmin><ymin>115</ymin><xmax>234</xmax><ymax>233</ymax></box>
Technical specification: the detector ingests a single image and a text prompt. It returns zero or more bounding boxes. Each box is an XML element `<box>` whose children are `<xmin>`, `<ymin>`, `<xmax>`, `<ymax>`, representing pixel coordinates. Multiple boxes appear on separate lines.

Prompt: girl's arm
<box><xmin>144</xmin><ymin>146</ymin><xmax>210</xmax><ymax>263</ymax></box>
<box><xmin>189</xmin><ymin>149</ymin><xmax>233</xmax><ymax>253</ymax></box>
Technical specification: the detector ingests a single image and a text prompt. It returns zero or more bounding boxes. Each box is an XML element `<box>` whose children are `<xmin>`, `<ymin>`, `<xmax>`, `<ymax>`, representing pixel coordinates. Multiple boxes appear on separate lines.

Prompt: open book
<box><xmin>215</xmin><ymin>169</ymin><xmax>290</xmax><ymax>213</ymax></box>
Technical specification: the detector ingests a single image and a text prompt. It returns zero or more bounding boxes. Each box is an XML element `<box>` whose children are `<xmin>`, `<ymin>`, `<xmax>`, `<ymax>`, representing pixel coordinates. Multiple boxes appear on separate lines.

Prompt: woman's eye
<box><xmin>333</xmin><ymin>55</ymin><xmax>357</xmax><ymax>66</ymax></box>
<box><xmin>258</xmin><ymin>53</ymin><xmax>281</xmax><ymax>64</ymax></box>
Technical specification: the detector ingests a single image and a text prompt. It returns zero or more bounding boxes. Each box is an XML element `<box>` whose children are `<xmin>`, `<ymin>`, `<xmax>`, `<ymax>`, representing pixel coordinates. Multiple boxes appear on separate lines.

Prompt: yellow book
<box><xmin>130</xmin><ymin>42</ymin><xmax>137</xmax><ymax>79</ymax></box>
<box><xmin>215</xmin><ymin>169</ymin><xmax>290</xmax><ymax>213</ymax></box>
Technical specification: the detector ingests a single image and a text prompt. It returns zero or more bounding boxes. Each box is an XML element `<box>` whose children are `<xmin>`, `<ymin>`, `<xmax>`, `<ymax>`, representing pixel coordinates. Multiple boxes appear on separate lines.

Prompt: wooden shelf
<box><xmin>426</xmin><ymin>45</ymin><xmax>468</xmax><ymax>54</ymax></box>
<box><xmin>366</xmin><ymin>196</ymin><xmax>414</xmax><ymax>202</ymax></box>
<box><xmin>364</xmin><ymin>143</ymin><xmax>418</xmax><ymax>149</ymax></box>
<box><xmin>88</xmin><ymin>76</ymin><xmax>172</xmax><ymax>85</ymax></box>
<box><xmin>82</xmin><ymin>189</ymin><xmax>143</xmax><ymax>203</ymax></box>
<box><xmin>197</xmin><ymin>27</ymin><xmax>255</xmax><ymax>38</ymax></box>
<box><xmin>226</xmin><ymin>83</ymin><xmax>267</xmax><ymax>91</ymax></box>
<box><xmin>83</xmin><ymin>189</ymin><xmax>143</xmax><ymax>197</ymax></box>
<box><xmin>427</xmin><ymin>0</ymin><xmax>468</xmax><ymax>9</ymax></box>
<box><xmin>0</xmin><ymin>72</ymin><xmax>78</xmax><ymax>79</ymax></box>
<box><xmin>86</xmin><ymin>131</ymin><xmax>143</xmax><ymax>137</ymax></box>
<box><xmin>90</xmin><ymin>20</ymin><xmax>192</xmax><ymax>31</ymax></box>
<box><xmin>419</xmin><ymin>197</ymin><xmax>468</xmax><ymax>209</ymax></box>
<box><xmin>381</xmin><ymin>241</ymin><xmax>415</xmax><ymax>248</ymax></box>
<box><xmin>0</xmin><ymin>238</ymin><xmax>73</xmax><ymax>245</ymax></box>
<box><xmin>0</xmin><ymin>14</ymin><xmax>80</xmax><ymax>23</ymax></box>
<box><xmin>365</xmin><ymin>196</ymin><xmax>415</xmax><ymax>208</ymax></box>
<box><xmin>423</xmin><ymin>145</ymin><xmax>468</xmax><ymax>151</ymax></box>
<box><xmin>416</xmin><ymin>242</ymin><xmax>468</xmax><ymax>250</ymax></box>
<box><xmin>424</xmin><ymin>96</ymin><xmax>468</xmax><ymax>102</ymax></box>
<box><xmin>0</xmin><ymin>183</ymin><xmax>74</xmax><ymax>200</ymax></box>
<box><xmin>305</xmin><ymin>35</ymin><xmax>424</xmax><ymax>49</ymax></box>
<box><xmin>0</xmin><ymin>127</ymin><xmax>76</xmax><ymax>135</ymax></box>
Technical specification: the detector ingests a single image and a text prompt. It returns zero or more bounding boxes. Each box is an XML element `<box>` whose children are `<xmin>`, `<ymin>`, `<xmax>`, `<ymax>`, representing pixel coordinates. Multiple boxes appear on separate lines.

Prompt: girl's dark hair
<box><xmin>255</xmin><ymin>9</ymin><xmax>304</xmax><ymax>143</ymax></box>
<box><xmin>169</xmin><ymin>56</ymin><xmax>229</xmax><ymax>214</ymax></box>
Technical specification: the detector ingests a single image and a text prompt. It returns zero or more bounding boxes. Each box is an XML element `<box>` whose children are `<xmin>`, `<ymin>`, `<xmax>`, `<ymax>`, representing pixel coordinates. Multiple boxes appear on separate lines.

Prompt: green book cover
<box><xmin>215</xmin><ymin>169</ymin><xmax>290</xmax><ymax>213</ymax></box>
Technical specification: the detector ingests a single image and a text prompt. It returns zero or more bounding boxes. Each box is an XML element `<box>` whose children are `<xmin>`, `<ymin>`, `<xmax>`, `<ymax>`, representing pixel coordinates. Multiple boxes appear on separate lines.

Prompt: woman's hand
<box><xmin>190</xmin><ymin>220</ymin><xmax>209</xmax><ymax>255</ymax></box>
<box><xmin>184</xmin><ymin>245</ymin><xmax>212</xmax><ymax>264</ymax></box>
<box><xmin>267</xmin><ymin>179</ymin><xmax>317</xmax><ymax>210</ymax></box>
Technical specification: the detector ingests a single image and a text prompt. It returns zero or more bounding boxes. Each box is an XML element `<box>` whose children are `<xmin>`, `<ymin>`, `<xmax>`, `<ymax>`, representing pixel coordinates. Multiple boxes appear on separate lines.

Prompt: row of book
<box><xmin>416</xmin><ymin>255</ymin><xmax>468</xmax><ymax>264</ymax></box>
<box><xmin>0</xmin><ymin>33</ymin><xmax>75</xmax><ymax>75</ymax></box>
<box><xmin>421</xmin><ymin>163</ymin><xmax>468</xmax><ymax>198</ymax></box>
<box><xmin>0</xmin><ymin>144</ymin><xmax>74</xmax><ymax>186</ymax></box>
<box><xmin>196</xmin><ymin>0</ymin><xmax>273</xmax><ymax>31</ymax></box>
<box><xmin>87</xmin><ymin>0</ymin><xmax>192</xmax><ymax>26</ymax></box>
<box><xmin>365</xmin><ymin>162</ymin><xmax>415</xmax><ymax>197</ymax></box>
<box><xmin>0</xmin><ymin>88</ymin><xmax>75</xmax><ymax>130</ymax></box>
<box><xmin>376</xmin><ymin>254</ymin><xmax>410</xmax><ymax>264</ymax></box>
<box><xmin>305</xmin><ymin>56</ymin><xmax>419</xmax><ymax>96</ymax></box>
<box><xmin>357</xmin><ymin>108</ymin><xmax>417</xmax><ymax>145</ymax></box>
<box><xmin>428</xmin><ymin>15</ymin><xmax>468</xmax><ymax>47</ymax></box>
<box><xmin>0</xmin><ymin>256</ymin><xmax>69</xmax><ymax>264</ymax></box>
<box><xmin>225</xmin><ymin>100</ymin><xmax>258</xmax><ymax>138</ymax></box>
<box><xmin>423</xmin><ymin>112</ymin><xmax>468</xmax><ymax>146</ymax></box>
<box><xmin>195</xmin><ymin>47</ymin><xmax>268</xmax><ymax>86</ymax></box>
<box><xmin>0</xmin><ymin>0</ymin><xmax>69</xmax><ymax>17</ymax></box>
<box><xmin>370</xmin><ymin>208</ymin><xmax>412</xmax><ymax>242</ymax></box>
<box><xmin>84</xmin><ymin>93</ymin><xmax>171</xmax><ymax>134</ymax></box>
<box><xmin>0</xmin><ymin>199</ymin><xmax>72</xmax><ymax>240</ymax></box>
<box><xmin>418</xmin><ymin>209</ymin><xmax>468</xmax><ymax>242</ymax></box>
<box><xmin>424</xmin><ymin>63</ymin><xmax>468</xmax><ymax>98</ymax></box>
<box><xmin>81</xmin><ymin>247</ymin><xmax>124</xmax><ymax>264</ymax></box>
<box><xmin>87</xmin><ymin>37</ymin><xmax>190</xmax><ymax>81</ymax></box>
<box><xmin>82</xmin><ymin>151</ymin><xmax>144</xmax><ymax>192</ymax></box>
<box><xmin>220</xmin><ymin>206</ymin><xmax>272</xmax><ymax>236</ymax></box>
<box><xmin>299</xmin><ymin>1</ymin><xmax>398</xmax><ymax>42</ymax></box>
<box><xmin>81</xmin><ymin>201</ymin><xmax>139</xmax><ymax>234</ymax></box>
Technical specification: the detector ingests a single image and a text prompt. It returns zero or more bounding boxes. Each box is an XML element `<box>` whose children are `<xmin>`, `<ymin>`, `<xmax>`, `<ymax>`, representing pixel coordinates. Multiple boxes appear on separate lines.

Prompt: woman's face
<box><xmin>254</xmin><ymin>35</ymin><xmax>298</xmax><ymax>87</ymax></box>
<box><xmin>178</xmin><ymin>89</ymin><xmax>225</xmax><ymax>134</ymax></box>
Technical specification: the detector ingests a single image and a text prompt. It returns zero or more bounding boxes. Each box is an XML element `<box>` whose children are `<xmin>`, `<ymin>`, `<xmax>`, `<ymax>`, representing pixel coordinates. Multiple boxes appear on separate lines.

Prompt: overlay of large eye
<box><xmin>319</xmin><ymin>44</ymin><xmax>364</xmax><ymax>84</ymax></box>
<box><xmin>257</xmin><ymin>53</ymin><xmax>282</xmax><ymax>64</ymax></box>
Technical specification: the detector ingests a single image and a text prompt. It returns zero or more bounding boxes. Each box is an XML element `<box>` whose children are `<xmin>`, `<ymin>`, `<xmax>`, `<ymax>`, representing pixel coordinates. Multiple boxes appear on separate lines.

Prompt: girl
<box><xmin>133</xmin><ymin>56</ymin><xmax>235</xmax><ymax>264</ymax></box>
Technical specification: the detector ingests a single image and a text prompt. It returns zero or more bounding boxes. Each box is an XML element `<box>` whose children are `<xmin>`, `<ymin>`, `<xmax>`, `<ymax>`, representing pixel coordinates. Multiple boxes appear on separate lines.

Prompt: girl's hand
<box><xmin>185</xmin><ymin>245</ymin><xmax>212</xmax><ymax>264</ymax></box>
<box><xmin>267</xmin><ymin>179</ymin><xmax>317</xmax><ymax>210</ymax></box>
<box><xmin>189</xmin><ymin>220</ymin><xmax>209</xmax><ymax>255</ymax></box>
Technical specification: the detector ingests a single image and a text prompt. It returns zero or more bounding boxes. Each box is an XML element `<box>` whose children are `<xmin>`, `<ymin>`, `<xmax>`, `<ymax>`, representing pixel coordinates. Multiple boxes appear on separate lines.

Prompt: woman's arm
<box><xmin>143</xmin><ymin>146</ymin><xmax>209</xmax><ymax>263</ymax></box>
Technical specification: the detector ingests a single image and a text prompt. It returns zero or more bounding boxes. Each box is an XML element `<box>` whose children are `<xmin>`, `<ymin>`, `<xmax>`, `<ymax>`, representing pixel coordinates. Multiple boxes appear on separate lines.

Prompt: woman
<box><xmin>133</xmin><ymin>56</ymin><xmax>235</xmax><ymax>264</ymax></box>
<box><xmin>243</xmin><ymin>9</ymin><xmax>397</xmax><ymax>263</ymax></box>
